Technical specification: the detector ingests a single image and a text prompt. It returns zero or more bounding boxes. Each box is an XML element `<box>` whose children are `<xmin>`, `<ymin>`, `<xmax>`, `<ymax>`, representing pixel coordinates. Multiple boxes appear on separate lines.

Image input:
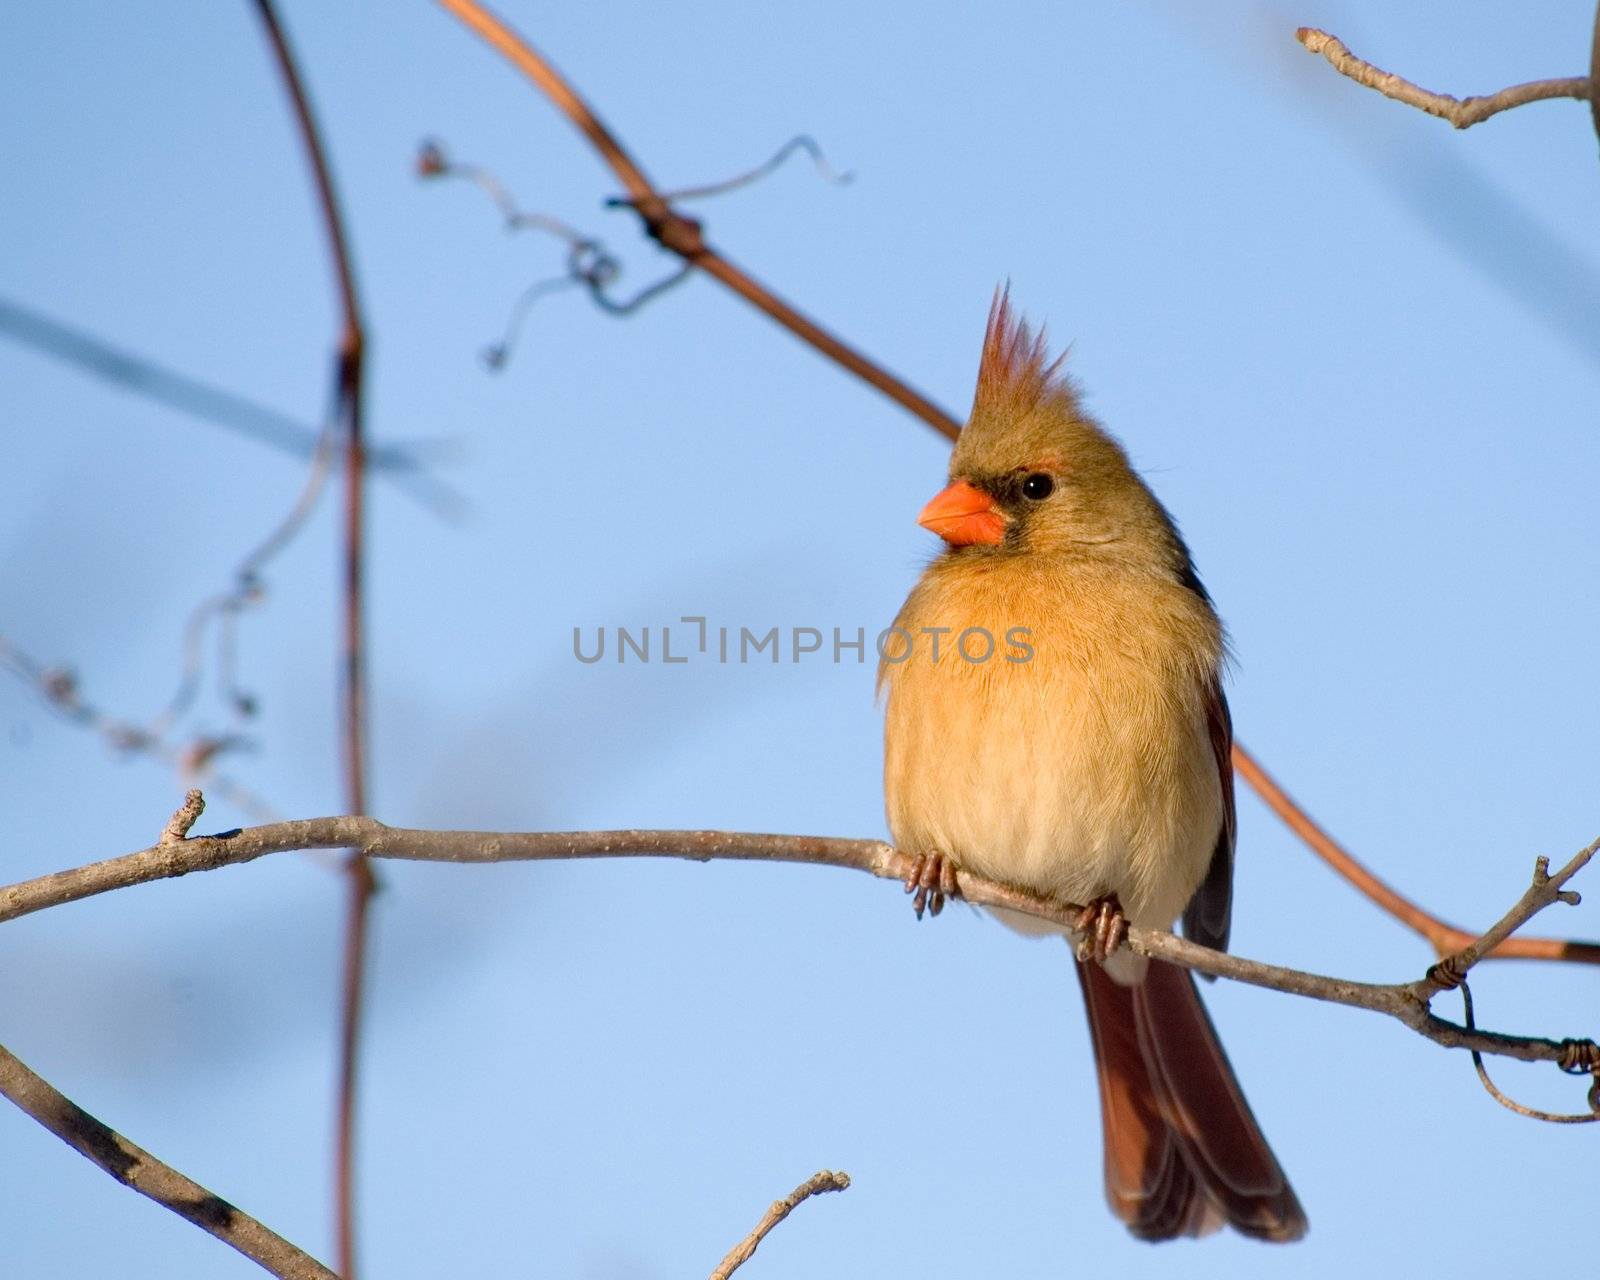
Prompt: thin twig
<box><xmin>1296</xmin><ymin>28</ymin><xmax>1590</xmax><ymax>130</ymax></box>
<box><xmin>432</xmin><ymin>0</ymin><xmax>1600</xmax><ymax>973</ymax></box>
<box><xmin>0</xmin><ymin>634</ymin><xmax>276</xmax><ymax>822</ymax></box>
<box><xmin>419</xmin><ymin>140</ymin><xmax>593</xmax><ymax>243</ymax></box>
<box><xmin>160</xmin><ymin>789</ymin><xmax>207</xmax><ymax>845</ymax></box>
<box><xmin>610</xmin><ymin>134</ymin><xmax>853</xmax><ymax>208</ymax></box>
<box><xmin>3</xmin><ymin>812</ymin><xmax>1595</xmax><ymax>1094</ymax></box>
<box><xmin>1420</xmin><ymin>841</ymin><xmax>1598</xmax><ymax>993</ymax></box>
<box><xmin>419</xmin><ymin>141</ymin><xmax>697</xmax><ymax>362</ymax></box>
<box><xmin>0</xmin><ymin>1041</ymin><xmax>338</xmax><ymax>1280</ymax></box>
<box><xmin>13</xmin><ymin>416</ymin><xmax>336</xmax><ymax>759</ymax></box>
<box><xmin>147</xmin><ymin>414</ymin><xmax>339</xmax><ymax>739</ymax></box>
<box><xmin>709</xmin><ymin>1170</ymin><xmax>851</xmax><ymax>1280</ymax></box>
<box><xmin>483</xmin><ymin>273</ymin><xmax>583</xmax><ymax>368</ymax></box>
<box><xmin>249</xmin><ymin>4</ymin><xmax>372</xmax><ymax>1276</ymax></box>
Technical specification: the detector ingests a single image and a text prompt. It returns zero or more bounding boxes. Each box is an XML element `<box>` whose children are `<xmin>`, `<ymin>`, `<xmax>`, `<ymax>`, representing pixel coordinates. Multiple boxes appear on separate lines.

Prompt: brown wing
<box><xmin>1182</xmin><ymin>676</ymin><xmax>1235</xmax><ymax>957</ymax></box>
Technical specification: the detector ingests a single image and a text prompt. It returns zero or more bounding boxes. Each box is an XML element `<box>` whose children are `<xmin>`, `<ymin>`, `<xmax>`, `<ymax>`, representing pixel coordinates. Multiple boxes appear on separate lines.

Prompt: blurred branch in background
<box><xmin>1</xmin><ymin>799</ymin><xmax>1595</xmax><ymax>1096</ymax></box>
<box><xmin>145</xmin><ymin>414</ymin><xmax>341</xmax><ymax>744</ymax></box>
<box><xmin>0</xmin><ymin>304</ymin><xmax>454</xmax><ymax>832</ymax></box>
<box><xmin>0</xmin><ymin>1042</ymin><xmax>337</xmax><ymax>1280</ymax></box>
<box><xmin>0</xmin><ymin>633</ymin><xmax>274</xmax><ymax>822</ymax></box>
<box><xmin>1296</xmin><ymin>27</ymin><xmax>1591</xmax><ymax>130</ymax></box>
<box><xmin>248</xmin><ymin>2</ymin><xmax>370</xmax><ymax>1276</ymax></box>
<box><xmin>434</xmin><ymin>0</ymin><xmax>1600</xmax><ymax>971</ymax></box>
<box><xmin>0</xmin><ymin>294</ymin><xmax>463</xmax><ymax>515</ymax></box>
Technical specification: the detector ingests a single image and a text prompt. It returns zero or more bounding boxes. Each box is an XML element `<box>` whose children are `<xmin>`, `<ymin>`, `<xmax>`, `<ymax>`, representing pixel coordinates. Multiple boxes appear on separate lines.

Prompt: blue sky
<box><xmin>2</xmin><ymin>2</ymin><xmax>1597</xmax><ymax>1276</ymax></box>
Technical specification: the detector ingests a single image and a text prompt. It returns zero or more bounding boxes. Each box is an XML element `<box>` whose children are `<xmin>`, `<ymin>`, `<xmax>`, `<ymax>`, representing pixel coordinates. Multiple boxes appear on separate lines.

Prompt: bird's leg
<box><xmin>903</xmin><ymin>850</ymin><xmax>961</xmax><ymax>920</ymax></box>
<box><xmin>1073</xmin><ymin>894</ymin><xmax>1128</xmax><ymax>964</ymax></box>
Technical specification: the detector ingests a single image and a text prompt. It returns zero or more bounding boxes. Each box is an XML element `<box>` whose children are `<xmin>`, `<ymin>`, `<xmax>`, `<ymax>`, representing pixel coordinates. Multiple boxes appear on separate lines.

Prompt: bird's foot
<box><xmin>904</xmin><ymin>851</ymin><xmax>960</xmax><ymax>920</ymax></box>
<box><xmin>1073</xmin><ymin>894</ymin><xmax>1128</xmax><ymax>964</ymax></box>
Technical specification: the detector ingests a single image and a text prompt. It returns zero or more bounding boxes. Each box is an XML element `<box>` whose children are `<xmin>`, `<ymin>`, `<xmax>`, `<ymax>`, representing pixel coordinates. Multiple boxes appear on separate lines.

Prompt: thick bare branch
<box><xmin>0</xmin><ymin>1042</ymin><xmax>337</xmax><ymax>1280</ymax></box>
<box><xmin>1296</xmin><ymin>28</ymin><xmax>1590</xmax><ymax>129</ymax></box>
<box><xmin>709</xmin><ymin>1170</ymin><xmax>851</xmax><ymax>1280</ymax></box>
<box><xmin>2</xmin><ymin>812</ymin><xmax>1595</xmax><ymax>1085</ymax></box>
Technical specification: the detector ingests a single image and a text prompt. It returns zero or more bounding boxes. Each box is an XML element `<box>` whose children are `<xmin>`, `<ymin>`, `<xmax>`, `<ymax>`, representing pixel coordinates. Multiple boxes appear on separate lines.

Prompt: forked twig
<box><xmin>1421</xmin><ymin>843</ymin><xmax>1597</xmax><ymax>993</ymax></box>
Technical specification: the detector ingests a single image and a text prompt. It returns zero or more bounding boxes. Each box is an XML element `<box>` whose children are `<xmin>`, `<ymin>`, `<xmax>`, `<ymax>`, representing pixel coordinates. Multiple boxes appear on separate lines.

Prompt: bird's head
<box><xmin>919</xmin><ymin>288</ymin><xmax>1183</xmax><ymax>570</ymax></box>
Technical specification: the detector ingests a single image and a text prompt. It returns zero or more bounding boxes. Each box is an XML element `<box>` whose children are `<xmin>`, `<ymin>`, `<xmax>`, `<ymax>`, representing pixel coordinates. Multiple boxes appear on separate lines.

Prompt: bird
<box><xmin>879</xmin><ymin>288</ymin><xmax>1306</xmax><ymax>1242</ymax></box>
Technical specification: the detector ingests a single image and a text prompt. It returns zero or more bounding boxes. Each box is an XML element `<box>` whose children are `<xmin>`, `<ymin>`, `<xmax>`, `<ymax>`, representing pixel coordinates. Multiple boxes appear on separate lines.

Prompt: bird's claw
<box><xmin>904</xmin><ymin>851</ymin><xmax>960</xmax><ymax>920</ymax></box>
<box><xmin>1073</xmin><ymin>894</ymin><xmax>1128</xmax><ymax>964</ymax></box>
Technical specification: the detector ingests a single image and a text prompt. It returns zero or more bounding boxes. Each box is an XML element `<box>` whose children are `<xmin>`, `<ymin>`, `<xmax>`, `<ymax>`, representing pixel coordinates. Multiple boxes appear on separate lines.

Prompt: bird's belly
<box><xmin>883</xmin><ymin>660</ymin><xmax>1218</xmax><ymax>932</ymax></box>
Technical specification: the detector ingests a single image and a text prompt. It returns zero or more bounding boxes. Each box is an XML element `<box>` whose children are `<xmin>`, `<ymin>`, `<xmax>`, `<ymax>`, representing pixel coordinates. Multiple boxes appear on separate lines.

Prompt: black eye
<box><xmin>1020</xmin><ymin>472</ymin><xmax>1055</xmax><ymax>501</ymax></box>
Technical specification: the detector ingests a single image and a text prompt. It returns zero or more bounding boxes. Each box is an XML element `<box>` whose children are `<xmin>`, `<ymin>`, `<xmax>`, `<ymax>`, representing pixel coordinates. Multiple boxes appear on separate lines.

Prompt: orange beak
<box><xmin>917</xmin><ymin>480</ymin><xmax>1006</xmax><ymax>546</ymax></box>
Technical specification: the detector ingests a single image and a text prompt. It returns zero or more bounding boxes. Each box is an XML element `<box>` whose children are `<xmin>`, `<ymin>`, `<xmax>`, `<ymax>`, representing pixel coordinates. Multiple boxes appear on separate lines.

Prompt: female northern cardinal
<box><xmin>880</xmin><ymin>290</ymin><xmax>1306</xmax><ymax>1242</ymax></box>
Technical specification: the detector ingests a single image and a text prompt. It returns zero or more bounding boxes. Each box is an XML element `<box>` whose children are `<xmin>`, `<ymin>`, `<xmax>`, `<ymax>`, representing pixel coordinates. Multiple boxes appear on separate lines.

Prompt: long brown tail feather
<box><xmin>1075</xmin><ymin>958</ymin><xmax>1307</xmax><ymax>1242</ymax></box>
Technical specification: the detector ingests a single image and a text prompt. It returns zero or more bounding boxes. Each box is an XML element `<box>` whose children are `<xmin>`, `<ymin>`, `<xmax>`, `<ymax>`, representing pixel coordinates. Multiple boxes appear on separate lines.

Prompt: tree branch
<box><xmin>709</xmin><ymin>1170</ymin><xmax>851</xmax><ymax>1280</ymax></box>
<box><xmin>249</xmin><ymin>4</ymin><xmax>372</xmax><ymax>1275</ymax></box>
<box><xmin>3</xmin><ymin>811</ymin><xmax>1595</xmax><ymax>1088</ymax></box>
<box><xmin>0</xmin><ymin>1041</ymin><xmax>337</xmax><ymax>1280</ymax></box>
<box><xmin>1296</xmin><ymin>27</ymin><xmax>1591</xmax><ymax>129</ymax></box>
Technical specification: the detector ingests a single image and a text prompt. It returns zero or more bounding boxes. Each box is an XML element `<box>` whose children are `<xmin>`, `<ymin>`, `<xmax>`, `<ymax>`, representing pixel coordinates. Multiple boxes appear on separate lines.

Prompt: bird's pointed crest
<box><xmin>974</xmin><ymin>284</ymin><xmax>1071</xmax><ymax>420</ymax></box>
